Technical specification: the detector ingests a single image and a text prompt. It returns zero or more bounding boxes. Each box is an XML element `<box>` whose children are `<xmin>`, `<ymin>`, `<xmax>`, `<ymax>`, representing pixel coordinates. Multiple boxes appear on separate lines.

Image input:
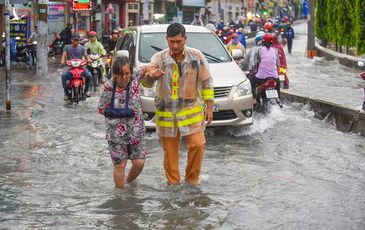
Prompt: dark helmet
<box><xmin>71</xmin><ymin>33</ymin><xmax>80</xmax><ymax>40</ymax></box>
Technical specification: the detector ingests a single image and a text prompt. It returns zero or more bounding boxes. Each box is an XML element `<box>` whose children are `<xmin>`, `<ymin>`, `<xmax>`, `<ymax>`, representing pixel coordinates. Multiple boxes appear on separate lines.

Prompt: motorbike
<box><xmin>278</xmin><ymin>66</ymin><xmax>289</xmax><ymax>89</ymax></box>
<box><xmin>14</xmin><ymin>38</ymin><xmax>31</xmax><ymax>66</ymax></box>
<box><xmin>48</xmin><ymin>33</ymin><xmax>64</xmax><ymax>56</ymax></box>
<box><xmin>66</xmin><ymin>59</ymin><xmax>87</xmax><ymax>105</ymax></box>
<box><xmin>358</xmin><ymin>61</ymin><xmax>365</xmax><ymax>111</ymax></box>
<box><xmin>254</xmin><ymin>77</ymin><xmax>282</xmax><ymax>113</ymax></box>
<box><xmin>87</xmin><ymin>51</ymin><xmax>103</xmax><ymax>92</ymax></box>
<box><xmin>105</xmin><ymin>53</ymin><xmax>112</xmax><ymax>77</ymax></box>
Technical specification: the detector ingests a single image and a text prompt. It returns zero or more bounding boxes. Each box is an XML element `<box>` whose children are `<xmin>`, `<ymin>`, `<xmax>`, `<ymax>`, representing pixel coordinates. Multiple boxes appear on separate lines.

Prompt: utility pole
<box><xmin>307</xmin><ymin>0</ymin><xmax>316</xmax><ymax>58</ymax></box>
<box><xmin>4</xmin><ymin>0</ymin><xmax>11</xmax><ymax>110</ymax></box>
<box><xmin>37</xmin><ymin>0</ymin><xmax>48</xmax><ymax>77</ymax></box>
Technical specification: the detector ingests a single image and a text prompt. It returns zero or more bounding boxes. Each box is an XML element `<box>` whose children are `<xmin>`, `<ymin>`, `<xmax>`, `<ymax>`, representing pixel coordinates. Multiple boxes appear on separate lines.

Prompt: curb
<box><xmin>315</xmin><ymin>42</ymin><xmax>365</xmax><ymax>69</ymax></box>
<box><xmin>281</xmin><ymin>91</ymin><xmax>365</xmax><ymax>137</ymax></box>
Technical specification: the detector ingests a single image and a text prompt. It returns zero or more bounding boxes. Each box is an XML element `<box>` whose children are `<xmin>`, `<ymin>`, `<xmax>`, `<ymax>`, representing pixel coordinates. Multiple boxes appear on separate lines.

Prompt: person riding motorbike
<box><xmin>60</xmin><ymin>33</ymin><xmax>93</xmax><ymax>100</ymax></box>
<box><xmin>104</xmin><ymin>30</ymin><xmax>119</xmax><ymax>54</ymax></box>
<box><xmin>241</xmin><ymin>32</ymin><xmax>281</xmax><ymax>105</ymax></box>
<box><xmin>226</xmin><ymin>33</ymin><xmax>245</xmax><ymax>55</ymax></box>
<box><xmin>85</xmin><ymin>31</ymin><xmax>107</xmax><ymax>75</ymax></box>
<box><xmin>27</xmin><ymin>25</ymin><xmax>38</xmax><ymax>65</ymax></box>
<box><xmin>272</xmin><ymin>32</ymin><xmax>289</xmax><ymax>88</ymax></box>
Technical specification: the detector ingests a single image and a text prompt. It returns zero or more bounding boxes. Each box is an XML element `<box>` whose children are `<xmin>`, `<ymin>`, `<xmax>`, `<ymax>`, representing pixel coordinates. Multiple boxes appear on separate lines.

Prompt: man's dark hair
<box><xmin>112</xmin><ymin>56</ymin><xmax>132</xmax><ymax>75</ymax></box>
<box><xmin>166</xmin><ymin>23</ymin><xmax>186</xmax><ymax>37</ymax></box>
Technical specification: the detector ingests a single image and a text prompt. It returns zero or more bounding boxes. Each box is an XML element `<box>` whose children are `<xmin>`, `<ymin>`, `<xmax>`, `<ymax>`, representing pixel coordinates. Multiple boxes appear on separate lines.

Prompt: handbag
<box><xmin>104</xmin><ymin>81</ymin><xmax>135</xmax><ymax>118</ymax></box>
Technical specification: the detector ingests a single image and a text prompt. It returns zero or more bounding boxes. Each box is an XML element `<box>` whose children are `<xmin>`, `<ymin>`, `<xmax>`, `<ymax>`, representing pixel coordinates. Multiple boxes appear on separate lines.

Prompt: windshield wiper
<box><xmin>201</xmin><ymin>51</ymin><xmax>223</xmax><ymax>63</ymax></box>
<box><xmin>150</xmin><ymin>45</ymin><xmax>163</xmax><ymax>52</ymax></box>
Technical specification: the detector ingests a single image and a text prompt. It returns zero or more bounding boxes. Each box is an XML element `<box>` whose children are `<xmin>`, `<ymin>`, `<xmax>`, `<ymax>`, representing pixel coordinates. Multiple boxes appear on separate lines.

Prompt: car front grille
<box><xmin>213</xmin><ymin>110</ymin><xmax>236</xmax><ymax>120</ymax></box>
<box><xmin>214</xmin><ymin>86</ymin><xmax>231</xmax><ymax>98</ymax></box>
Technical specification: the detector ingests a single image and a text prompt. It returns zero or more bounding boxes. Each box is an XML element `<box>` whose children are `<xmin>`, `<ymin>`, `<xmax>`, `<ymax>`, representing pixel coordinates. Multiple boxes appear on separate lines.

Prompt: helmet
<box><xmin>255</xmin><ymin>31</ymin><xmax>265</xmax><ymax>44</ymax></box>
<box><xmin>71</xmin><ymin>33</ymin><xmax>80</xmax><ymax>40</ymax></box>
<box><xmin>263</xmin><ymin>33</ymin><xmax>273</xmax><ymax>44</ymax></box>
<box><xmin>88</xmin><ymin>31</ymin><xmax>97</xmax><ymax>36</ymax></box>
<box><xmin>264</xmin><ymin>22</ymin><xmax>273</xmax><ymax>32</ymax></box>
<box><xmin>231</xmin><ymin>33</ymin><xmax>238</xmax><ymax>38</ymax></box>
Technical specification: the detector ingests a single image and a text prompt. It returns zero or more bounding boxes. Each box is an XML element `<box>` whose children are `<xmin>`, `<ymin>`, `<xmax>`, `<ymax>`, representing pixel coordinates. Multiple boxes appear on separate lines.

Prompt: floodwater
<box><xmin>285</xmin><ymin>22</ymin><xmax>364</xmax><ymax>110</ymax></box>
<box><xmin>1</xmin><ymin>68</ymin><xmax>364</xmax><ymax>229</ymax></box>
<box><xmin>1</xmin><ymin>23</ymin><xmax>365</xmax><ymax>229</ymax></box>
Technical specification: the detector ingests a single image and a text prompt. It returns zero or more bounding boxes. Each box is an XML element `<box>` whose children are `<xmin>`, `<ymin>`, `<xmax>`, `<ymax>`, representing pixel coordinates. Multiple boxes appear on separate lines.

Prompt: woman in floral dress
<box><xmin>98</xmin><ymin>56</ymin><xmax>162</xmax><ymax>189</ymax></box>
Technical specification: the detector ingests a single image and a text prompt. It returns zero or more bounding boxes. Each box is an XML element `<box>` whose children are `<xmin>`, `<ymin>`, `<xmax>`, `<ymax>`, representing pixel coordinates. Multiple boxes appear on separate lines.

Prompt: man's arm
<box><xmin>198</xmin><ymin>52</ymin><xmax>214</xmax><ymax>125</ymax></box>
<box><xmin>60</xmin><ymin>50</ymin><xmax>67</xmax><ymax>65</ymax></box>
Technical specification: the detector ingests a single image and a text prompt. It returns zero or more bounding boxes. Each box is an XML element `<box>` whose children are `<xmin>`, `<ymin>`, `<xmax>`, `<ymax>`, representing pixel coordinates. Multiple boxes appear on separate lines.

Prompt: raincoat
<box><xmin>142</xmin><ymin>47</ymin><xmax>214</xmax><ymax>137</ymax></box>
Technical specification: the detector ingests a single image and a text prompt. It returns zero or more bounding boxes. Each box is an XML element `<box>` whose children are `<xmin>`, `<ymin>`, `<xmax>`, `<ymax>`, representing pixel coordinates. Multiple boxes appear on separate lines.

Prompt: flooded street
<box><xmin>1</xmin><ymin>63</ymin><xmax>365</xmax><ymax>229</ymax></box>
<box><xmin>285</xmin><ymin>23</ymin><xmax>364</xmax><ymax>111</ymax></box>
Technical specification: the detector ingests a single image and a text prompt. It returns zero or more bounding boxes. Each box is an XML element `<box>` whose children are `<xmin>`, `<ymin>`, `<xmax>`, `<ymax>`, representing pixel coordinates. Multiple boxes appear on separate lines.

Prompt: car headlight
<box><xmin>140</xmin><ymin>85</ymin><xmax>156</xmax><ymax>97</ymax></box>
<box><xmin>234</xmin><ymin>80</ymin><xmax>252</xmax><ymax>97</ymax></box>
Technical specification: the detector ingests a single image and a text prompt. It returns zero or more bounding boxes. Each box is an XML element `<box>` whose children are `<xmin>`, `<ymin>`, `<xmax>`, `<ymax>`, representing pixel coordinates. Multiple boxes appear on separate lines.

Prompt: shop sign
<box><xmin>182</xmin><ymin>0</ymin><xmax>205</xmax><ymax>7</ymax></box>
<box><xmin>72</xmin><ymin>0</ymin><xmax>92</xmax><ymax>11</ymax></box>
<box><xmin>10</xmin><ymin>17</ymin><xmax>30</xmax><ymax>46</ymax></box>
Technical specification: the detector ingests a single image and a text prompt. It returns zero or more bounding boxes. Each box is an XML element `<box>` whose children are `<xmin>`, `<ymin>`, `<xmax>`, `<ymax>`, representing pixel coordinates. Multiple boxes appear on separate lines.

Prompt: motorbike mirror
<box><xmin>87</xmin><ymin>48</ymin><xmax>91</xmax><ymax>54</ymax></box>
<box><xmin>357</xmin><ymin>61</ymin><xmax>365</xmax><ymax>67</ymax></box>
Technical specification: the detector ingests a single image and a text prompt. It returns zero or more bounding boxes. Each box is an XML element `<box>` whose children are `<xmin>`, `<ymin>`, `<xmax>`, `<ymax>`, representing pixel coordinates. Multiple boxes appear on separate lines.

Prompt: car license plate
<box><xmin>265</xmin><ymin>89</ymin><xmax>278</xmax><ymax>99</ymax></box>
<box><xmin>204</xmin><ymin>103</ymin><xmax>219</xmax><ymax>112</ymax></box>
<box><xmin>279</xmin><ymin>74</ymin><xmax>285</xmax><ymax>81</ymax></box>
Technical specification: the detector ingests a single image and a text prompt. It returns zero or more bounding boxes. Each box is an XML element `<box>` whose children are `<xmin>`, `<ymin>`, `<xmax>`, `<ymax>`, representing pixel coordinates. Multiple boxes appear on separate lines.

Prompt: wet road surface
<box><xmin>1</xmin><ymin>61</ymin><xmax>365</xmax><ymax>229</ymax></box>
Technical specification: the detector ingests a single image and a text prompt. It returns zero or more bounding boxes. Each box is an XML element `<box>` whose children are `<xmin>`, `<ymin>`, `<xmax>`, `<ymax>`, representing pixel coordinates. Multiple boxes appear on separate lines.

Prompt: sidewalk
<box><xmin>0</xmin><ymin>62</ymin><xmax>59</xmax><ymax>127</ymax></box>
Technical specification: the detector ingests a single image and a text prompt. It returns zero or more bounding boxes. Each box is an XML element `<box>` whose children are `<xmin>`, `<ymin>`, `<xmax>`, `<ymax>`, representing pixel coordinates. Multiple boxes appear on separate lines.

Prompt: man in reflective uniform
<box><xmin>142</xmin><ymin>23</ymin><xmax>214</xmax><ymax>185</ymax></box>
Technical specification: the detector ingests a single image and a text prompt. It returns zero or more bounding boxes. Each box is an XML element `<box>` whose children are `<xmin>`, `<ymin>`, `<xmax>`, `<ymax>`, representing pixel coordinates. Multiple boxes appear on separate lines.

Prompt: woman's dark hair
<box><xmin>112</xmin><ymin>56</ymin><xmax>132</xmax><ymax>75</ymax></box>
<box><xmin>166</xmin><ymin>23</ymin><xmax>186</xmax><ymax>37</ymax></box>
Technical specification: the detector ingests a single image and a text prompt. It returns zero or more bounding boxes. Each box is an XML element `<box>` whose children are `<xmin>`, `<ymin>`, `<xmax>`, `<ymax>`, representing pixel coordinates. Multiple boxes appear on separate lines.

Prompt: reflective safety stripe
<box><xmin>178</xmin><ymin>114</ymin><xmax>205</xmax><ymax>127</ymax></box>
<box><xmin>176</xmin><ymin>105</ymin><xmax>204</xmax><ymax>117</ymax></box>
<box><xmin>202</xmin><ymin>89</ymin><xmax>214</xmax><ymax>101</ymax></box>
<box><xmin>155</xmin><ymin>110</ymin><xmax>174</xmax><ymax>118</ymax></box>
<box><xmin>171</xmin><ymin>63</ymin><xmax>179</xmax><ymax>100</ymax></box>
<box><xmin>156</xmin><ymin>120</ymin><xmax>174</xmax><ymax>128</ymax></box>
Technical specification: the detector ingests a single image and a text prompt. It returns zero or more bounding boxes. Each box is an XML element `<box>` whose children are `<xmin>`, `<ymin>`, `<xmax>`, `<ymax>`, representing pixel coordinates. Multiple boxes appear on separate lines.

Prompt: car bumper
<box><xmin>141</xmin><ymin>92</ymin><xmax>254</xmax><ymax>129</ymax></box>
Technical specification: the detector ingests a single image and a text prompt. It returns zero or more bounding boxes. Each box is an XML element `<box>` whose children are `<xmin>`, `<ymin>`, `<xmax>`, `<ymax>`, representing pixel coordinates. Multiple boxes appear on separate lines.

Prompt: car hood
<box><xmin>208</xmin><ymin>62</ymin><xmax>248</xmax><ymax>87</ymax></box>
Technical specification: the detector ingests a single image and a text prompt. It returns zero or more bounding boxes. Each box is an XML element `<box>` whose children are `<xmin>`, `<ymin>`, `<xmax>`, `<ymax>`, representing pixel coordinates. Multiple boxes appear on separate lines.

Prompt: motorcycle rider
<box><xmin>85</xmin><ymin>31</ymin><xmax>107</xmax><ymax>75</ymax></box>
<box><xmin>27</xmin><ymin>25</ymin><xmax>38</xmax><ymax>65</ymax></box>
<box><xmin>105</xmin><ymin>30</ymin><xmax>119</xmax><ymax>54</ymax></box>
<box><xmin>60</xmin><ymin>33</ymin><xmax>92</xmax><ymax>100</ymax></box>
<box><xmin>272</xmin><ymin>32</ymin><xmax>289</xmax><ymax>88</ymax></box>
<box><xmin>226</xmin><ymin>33</ymin><xmax>245</xmax><ymax>55</ymax></box>
<box><xmin>242</xmin><ymin>32</ymin><xmax>281</xmax><ymax>105</ymax></box>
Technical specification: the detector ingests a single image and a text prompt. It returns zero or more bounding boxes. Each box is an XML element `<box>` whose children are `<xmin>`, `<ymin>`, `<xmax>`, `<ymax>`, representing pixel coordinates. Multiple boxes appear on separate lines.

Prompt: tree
<box><xmin>356</xmin><ymin>0</ymin><xmax>365</xmax><ymax>54</ymax></box>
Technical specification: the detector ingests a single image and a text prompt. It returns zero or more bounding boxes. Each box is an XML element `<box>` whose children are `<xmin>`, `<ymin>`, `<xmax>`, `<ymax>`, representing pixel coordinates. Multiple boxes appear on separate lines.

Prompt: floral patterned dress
<box><xmin>98</xmin><ymin>68</ymin><xmax>147</xmax><ymax>161</ymax></box>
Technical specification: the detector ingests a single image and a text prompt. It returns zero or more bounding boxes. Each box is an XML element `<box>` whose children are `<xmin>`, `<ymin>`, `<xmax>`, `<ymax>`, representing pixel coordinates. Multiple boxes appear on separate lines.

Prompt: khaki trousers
<box><xmin>160</xmin><ymin>131</ymin><xmax>206</xmax><ymax>184</ymax></box>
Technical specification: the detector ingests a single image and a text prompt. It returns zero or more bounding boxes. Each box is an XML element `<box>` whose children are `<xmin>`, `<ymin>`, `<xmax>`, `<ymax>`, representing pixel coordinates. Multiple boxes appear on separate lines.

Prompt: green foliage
<box><xmin>356</xmin><ymin>0</ymin><xmax>365</xmax><ymax>54</ymax></box>
<box><xmin>315</xmin><ymin>0</ymin><xmax>365</xmax><ymax>55</ymax></box>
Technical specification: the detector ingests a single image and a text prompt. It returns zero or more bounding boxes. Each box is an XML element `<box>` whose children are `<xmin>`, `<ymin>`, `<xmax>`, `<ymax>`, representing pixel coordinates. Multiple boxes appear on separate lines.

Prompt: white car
<box><xmin>114</xmin><ymin>24</ymin><xmax>253</xmax><ymax>128</ymax></box>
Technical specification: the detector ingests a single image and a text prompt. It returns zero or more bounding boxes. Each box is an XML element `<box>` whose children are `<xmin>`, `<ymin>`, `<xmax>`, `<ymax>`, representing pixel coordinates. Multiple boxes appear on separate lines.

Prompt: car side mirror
<box><xmin>231</xmin><ymin>49</ymin><xmax>244</xmax><ymax>60</ymax></box>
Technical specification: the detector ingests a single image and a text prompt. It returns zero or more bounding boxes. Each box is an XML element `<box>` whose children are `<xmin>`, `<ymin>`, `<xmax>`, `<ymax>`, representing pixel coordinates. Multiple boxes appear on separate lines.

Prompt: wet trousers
<box><xmin>160</xmin><ymin>131</ymin><xmax>206</xmax><ymax>184</ymax></box>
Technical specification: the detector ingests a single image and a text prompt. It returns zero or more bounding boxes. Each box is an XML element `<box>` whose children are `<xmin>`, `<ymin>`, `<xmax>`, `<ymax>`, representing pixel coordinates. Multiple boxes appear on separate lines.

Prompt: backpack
<box><xmin>60</xmin><ymin>29</ymin><xmax>68</xmax><ymax>40</ymax></box>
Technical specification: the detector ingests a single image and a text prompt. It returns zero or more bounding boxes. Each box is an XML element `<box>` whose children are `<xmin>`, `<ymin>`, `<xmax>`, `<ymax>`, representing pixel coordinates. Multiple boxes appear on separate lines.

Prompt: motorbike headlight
<box><xmin>234</xmin><ymin>80</ymin><xmax>252</xmax><ymax>97</ymax></box>
<box><xmin>140</xmin><ymin>85</ymin><xmax>156</xmax><ymax>97</ymax></box>
<box><xmin>279</xmin><ymin>67</ymin><xmax>286</xmax><ymax>74</ymax></box>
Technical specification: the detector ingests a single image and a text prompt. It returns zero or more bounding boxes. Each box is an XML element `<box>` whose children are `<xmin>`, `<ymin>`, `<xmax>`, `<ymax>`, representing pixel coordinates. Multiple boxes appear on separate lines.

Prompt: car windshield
<box><xmin>139</xmin><ymin>32</ymin><xmax>232</xmax><ymax>63</ymax></box>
